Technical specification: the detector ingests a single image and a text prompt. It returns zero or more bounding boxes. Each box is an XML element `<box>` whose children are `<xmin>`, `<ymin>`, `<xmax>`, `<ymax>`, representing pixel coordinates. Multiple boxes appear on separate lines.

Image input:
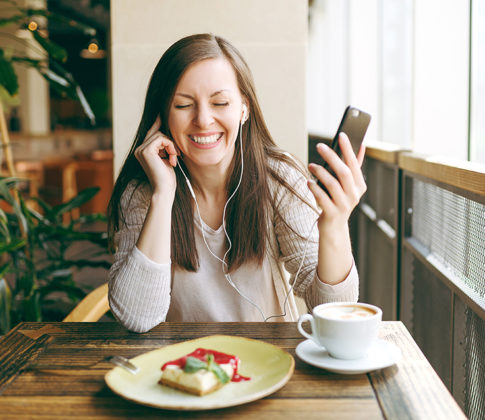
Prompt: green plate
<box><xmin>104</xmin><ymin>335</ymin><xmax>295</xmax><ymax>410</ymax></box>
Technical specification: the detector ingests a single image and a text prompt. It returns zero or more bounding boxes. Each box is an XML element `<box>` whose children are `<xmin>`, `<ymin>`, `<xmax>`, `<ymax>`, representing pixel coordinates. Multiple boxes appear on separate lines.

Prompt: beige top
<box><xmin>109</xmin><ymin>160</ymin><xmax>359</xmax><ymax>332</ymax></box>
<box><xmin>165</xmin><ymin>215</ymin><xmax>281</xmax><ymax>322</ymax></box>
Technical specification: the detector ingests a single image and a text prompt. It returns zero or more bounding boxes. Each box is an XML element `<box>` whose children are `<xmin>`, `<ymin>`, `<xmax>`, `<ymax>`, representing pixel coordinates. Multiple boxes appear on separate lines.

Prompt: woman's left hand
<box><xmin>307</xmin><ymin>133</ymin><xmax>367</xmax><ymax>233</ymax></box>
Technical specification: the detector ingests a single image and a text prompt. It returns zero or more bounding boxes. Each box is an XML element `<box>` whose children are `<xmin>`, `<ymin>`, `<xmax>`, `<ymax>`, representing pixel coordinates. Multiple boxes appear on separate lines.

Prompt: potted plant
<box><xmin>0</xmin><ymin>177</ymin><xmax>111</xmax><ymax>334</ymax></box>
<box><xmin>0</xmin><ymin>1</ymin><xmax>111</xmax><ymax>334</ymax></box>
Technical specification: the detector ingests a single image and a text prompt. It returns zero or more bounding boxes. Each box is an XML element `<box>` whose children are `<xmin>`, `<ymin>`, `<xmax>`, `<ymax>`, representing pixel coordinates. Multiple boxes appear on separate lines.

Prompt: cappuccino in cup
<box><xmin>316</xmin><ymin>304</ymin><xmax>377</xmax><ymax>320</ymax></box>
<box><xmin>297</xmin><ymin>302</ymin><xmax>382</xmax><ymax>360</ymax></box>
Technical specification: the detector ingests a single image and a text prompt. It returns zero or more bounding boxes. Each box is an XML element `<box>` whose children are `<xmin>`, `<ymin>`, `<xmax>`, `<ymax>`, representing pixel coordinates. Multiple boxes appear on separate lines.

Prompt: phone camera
<box><xmin>351</xmin><ymin>109</ymin><xmax>360</xmax><ymax>117</ymax></box>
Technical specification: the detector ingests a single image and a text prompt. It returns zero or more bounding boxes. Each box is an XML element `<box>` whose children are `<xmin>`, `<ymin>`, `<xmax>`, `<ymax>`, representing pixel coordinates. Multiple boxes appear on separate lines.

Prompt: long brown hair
<box><xmin>108</xmin><ymin>34</ymin><xmax>312</xmax><ymax>272</ymax></box>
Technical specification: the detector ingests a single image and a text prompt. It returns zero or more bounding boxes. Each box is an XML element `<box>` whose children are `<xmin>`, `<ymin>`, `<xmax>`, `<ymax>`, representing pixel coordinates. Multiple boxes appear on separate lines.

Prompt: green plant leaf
<box><xmin>0</xmin><ymin>14</ymin><xmax>24</xmax><ymax>28</ymax></box>
<box><xmin>23</xmin><ymin>290</ymin><xmax>41</xmax><ymax>322</ymax></box>
<box><xmin>0</xmin><ymin>83</ymin><xmax>19</xmax><ymax>107</ymax></box>
<box><xmin>0</xmin><ymin>277</ymin><xmax>12</xmax><ymax>335</ymax></box>
<box><xmin>74</xmin><ymin>84</ymin><xmax>95</xmax><ymax>125</ymax></box>
<box><xmin>38</xmin><ymin>283</ymin><xmax>86</xmax><ymax>301</ymax></box>
<box><xmin>11</xmin><ymin>57</ymin><xmax>69</xmax><ymax>94</ymax></box>
<box><xmin>0</xmin><ymin>50</ymin><xmax>18</xmax><ymax>96</ymax></box>
<box><xmin>31</xmin><ymin>29</ymin><xmax>67</xmax><ymax>62</ymax></box>
<box><xmin>19</xmin><ymin>8</ymin><xmax>96</xmax><ymax>36</ymax></box>
<box><xmin>0</xmin><ymin>237</ymin><xmax>26</xmax><ymax>253</ymax></box>
<box><xmin>70</xmin><ymin>213</ymin><xmax>107</xmax><ymax>226</ymax></box>
<box><xmin>50</xmin><ymin>187</ymin><xmax>100</xmax><ymax>219</ymax></box>
<box><xmin>12</xmin><ymin>56</ymin><xmax>95</xmax><ymax>124</ymax></box>
<box><xmin>18</xmin><ymin>272</ymin><xmax>35</xmax><ymax>297</ymax></box>
<box><xmin>0</xmin><ymin>262</ymin><xmax>11</xmax><ymax>279</ymax></box>
<box><xmin>0</xmin><ymin>182</ymin><xmax>28</xmax><ymax>236</ymax></box>
<box><xmin>27</xmin><ymin>196</ymin><xmax>52</xmax><ymax>214</ymax></box>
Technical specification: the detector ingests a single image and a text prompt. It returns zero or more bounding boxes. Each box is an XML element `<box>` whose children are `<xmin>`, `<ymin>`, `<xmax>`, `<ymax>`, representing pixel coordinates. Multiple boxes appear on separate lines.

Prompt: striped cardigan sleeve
<box><xmin>108</xmin><ymin>182</ymin><xmax>172</xmax><ymax>332</ymax></box>
<box><xmin>271</xmin><ymin>160</ymin><xmax>359</xmax><ymax>310</ymax></box>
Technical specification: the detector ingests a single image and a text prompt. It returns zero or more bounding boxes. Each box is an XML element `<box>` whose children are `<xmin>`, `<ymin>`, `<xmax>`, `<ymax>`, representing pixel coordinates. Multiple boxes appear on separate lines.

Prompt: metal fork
<box><xmin>106</xmin><ymin>355</ymin><xmax>139</xmax><ymax>375</ymax></box>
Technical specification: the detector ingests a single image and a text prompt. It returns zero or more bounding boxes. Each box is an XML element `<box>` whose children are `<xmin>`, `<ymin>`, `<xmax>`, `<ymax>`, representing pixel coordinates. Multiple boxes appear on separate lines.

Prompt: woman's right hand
<box><xmin>135</xmin><ymin>116</ymin><xmax>179</xmax><ymax>198</ymax></box>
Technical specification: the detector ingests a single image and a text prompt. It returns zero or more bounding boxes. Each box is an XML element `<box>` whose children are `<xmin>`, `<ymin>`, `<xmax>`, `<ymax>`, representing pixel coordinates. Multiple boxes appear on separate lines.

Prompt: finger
<box><xmin>156</xmin><ymin>137</ymin><xmax>179</xmax><ymax>167</ymax></box>
<box><xmin>307</xmin><ymin>178</ymin><xmax>333</xmax><ymax>210</ymax></box>
<box><xmin>338</xmin><ymin>134</ymin><xmax>366</xmax><ymax>193</ymax></box>
<box><xmin>308</xmin><ymin>162</ymin><xmax>345</xmax><ymax>203</ymax></box>
<box><xmin>332</xmin><ymin>134</ymin><xmax>366</xmax><ymax>192</ymax></box>
<box><xmin>162</xmin><ymin>138</ymin><xmax>178</xmax><ymax>156</ymax></box>
<box><xmin>137</xmin><ymin>134</ymin><xmax>173</xmax><ymax>163</ymax></box>
<box><xmin>356</xmin><ymin>144</ymin><xmax>366</xmax><ymax>166</ymax></box>
<box><xmin>146</xmin><ymin>115</ymin><xmax>162</xmax><ymax>138</ymax></box>
<box><xmin>315</xmin><ymin>142</ymin><xmax>353</xmax><ymax>194</ymax></box>
<box><xmin>162</xmin><ymin>139</ymin><xmax>179</xmax><ymax>167</ymax></box>
<box><xmin>338</xmin><ymin>133</ymin><xmax>359</xmax><ymax>167</ymax></box>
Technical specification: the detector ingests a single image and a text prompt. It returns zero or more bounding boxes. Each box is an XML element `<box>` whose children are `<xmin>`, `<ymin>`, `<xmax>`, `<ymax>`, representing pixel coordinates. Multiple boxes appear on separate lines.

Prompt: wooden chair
<box><xmin>63</xmin><ymin>283</ymin><xmax>109</xmax><ymax>322</ymax></box>
<box><xmin>63</xmin><ymin>150</ymin><xmax>114</xmax><ymax>221</ymax></box>
<box><xmin>41</xmin><ymin>150</ymin><xmax>113</xmax><ymax>223</ymax></box>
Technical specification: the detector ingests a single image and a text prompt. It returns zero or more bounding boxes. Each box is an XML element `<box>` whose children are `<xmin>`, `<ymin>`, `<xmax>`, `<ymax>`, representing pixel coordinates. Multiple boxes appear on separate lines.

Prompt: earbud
<box><xmin>241</xmin><ymin>104</ymin><xmax>248</xmax><ymax>124</ymax></box>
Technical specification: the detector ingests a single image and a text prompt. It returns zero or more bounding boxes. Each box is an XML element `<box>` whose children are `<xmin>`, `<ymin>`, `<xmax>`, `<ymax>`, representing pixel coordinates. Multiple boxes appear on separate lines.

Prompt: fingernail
<box><xmin>317</xmin><ymin>143</ymin><xmax>328</xmax><ymax>151</ymax></box>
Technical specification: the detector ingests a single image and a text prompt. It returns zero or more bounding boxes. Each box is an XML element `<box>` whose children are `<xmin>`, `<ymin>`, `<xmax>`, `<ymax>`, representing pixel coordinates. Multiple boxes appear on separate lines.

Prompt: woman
<box><xmin>108</xmin><ymin>33</ymin><xmax>366</xmax><ymax>332</ymax></box>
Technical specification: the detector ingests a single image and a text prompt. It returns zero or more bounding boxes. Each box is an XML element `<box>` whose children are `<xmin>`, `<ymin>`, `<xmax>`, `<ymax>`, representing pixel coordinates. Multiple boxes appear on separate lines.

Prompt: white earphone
<box><xmin>176</xmin><ymin>106</ymin><xmax>317</xmax><ymax>321</ymax></box>
<box><xmin>241</xmin><ymin>104</ymin><xmax>248</xmax><ymax>124</ymax></box>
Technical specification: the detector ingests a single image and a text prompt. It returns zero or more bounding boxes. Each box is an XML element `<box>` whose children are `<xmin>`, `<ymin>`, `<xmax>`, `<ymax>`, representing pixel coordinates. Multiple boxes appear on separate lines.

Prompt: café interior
<box><xmin>0</xmin><ymin>1</ymin><xmax>484</xmax><ymax>418</ymax></box>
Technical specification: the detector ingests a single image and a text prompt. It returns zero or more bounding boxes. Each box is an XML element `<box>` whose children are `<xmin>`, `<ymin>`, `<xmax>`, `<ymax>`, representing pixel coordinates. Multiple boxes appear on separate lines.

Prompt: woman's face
<box><xmin>168</xmin><ymin>58</ymin><xmax>246</xmax><ymax>172</ymax></box>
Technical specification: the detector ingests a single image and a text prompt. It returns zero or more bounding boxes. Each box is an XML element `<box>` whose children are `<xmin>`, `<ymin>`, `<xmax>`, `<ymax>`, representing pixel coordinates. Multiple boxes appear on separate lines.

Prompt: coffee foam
<box><xmin>317</xmin><ymin>305</ymin><xmax>376</xmax><ymax>320</ymax></box>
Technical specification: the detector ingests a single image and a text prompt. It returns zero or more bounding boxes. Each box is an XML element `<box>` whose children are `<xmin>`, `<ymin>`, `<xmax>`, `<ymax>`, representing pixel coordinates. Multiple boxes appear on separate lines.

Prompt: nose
<box><xmin>193</xmin><ymin>104</ymin><xmax>214</xmax><ymax>128</ymax></box>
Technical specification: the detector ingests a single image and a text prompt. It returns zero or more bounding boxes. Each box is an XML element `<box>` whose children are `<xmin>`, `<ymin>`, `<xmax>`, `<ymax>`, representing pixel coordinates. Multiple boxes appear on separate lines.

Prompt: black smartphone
<box><xmin>311</xmin><ymin>105</ymin><xmax>371</xmax><ymax>191</ymax></box>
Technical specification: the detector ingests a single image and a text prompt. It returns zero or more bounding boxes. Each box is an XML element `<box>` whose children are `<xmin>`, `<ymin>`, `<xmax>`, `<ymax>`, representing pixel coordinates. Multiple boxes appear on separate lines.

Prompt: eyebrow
<box><xmin>174</xmin><ymin>90</ymin><xmax>229</xmax><ymax>99</ymax></box>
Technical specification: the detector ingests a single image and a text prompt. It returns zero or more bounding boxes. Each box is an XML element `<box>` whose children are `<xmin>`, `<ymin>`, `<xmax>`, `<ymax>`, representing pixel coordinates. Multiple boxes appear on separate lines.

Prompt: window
<box><xmin>470</xmin><ymin>0</ymin><xmax>485</xmax><ymax>163</ymax></box>
<box><xmin>307</xmin><ymin>0</ymin><xmax>483</xmax><ymax>164</ymax></box>
<box><xmin>379</xmin><ymin>0</ymin><xmax>413</xmax><ymax>148</ymax></box>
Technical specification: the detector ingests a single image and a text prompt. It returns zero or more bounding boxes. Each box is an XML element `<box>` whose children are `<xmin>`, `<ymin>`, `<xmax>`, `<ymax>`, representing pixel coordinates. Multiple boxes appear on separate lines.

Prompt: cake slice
<box><xmin>159</xmin><ymin>348</ymin><xmax>249</xmax><ymax>396</ymax></box>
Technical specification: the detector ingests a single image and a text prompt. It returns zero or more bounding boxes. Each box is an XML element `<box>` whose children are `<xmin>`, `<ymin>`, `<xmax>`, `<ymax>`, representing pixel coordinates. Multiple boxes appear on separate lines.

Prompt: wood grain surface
<box><xmin>399</xmin><ymin>152</ymin><xmax>485</xmax><ymax>197</ymax></box>
<box><xmin>0</xmin><ymin>322</ymin><xmax>466</xmax><ymax>419</ymax></box>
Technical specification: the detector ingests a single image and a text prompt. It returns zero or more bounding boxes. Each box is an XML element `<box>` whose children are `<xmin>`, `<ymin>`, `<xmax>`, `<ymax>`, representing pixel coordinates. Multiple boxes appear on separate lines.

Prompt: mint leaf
<box><xmin>210</xmin><ymin>363</ymin><xmax>230</xmax><ymax>384</ymax></box>
<box><xmin>183</xmin><ymin>356</ymin><xmax>208</xmax><ymax>373</ymax></box>
<box><xmin>183</xmin><ymin>354</ymin><xmax>230</xmax><ymax>384</ymax></box>
<box><xmin>206</xmin><ymin>354</ymin><xmax>214</xmax><ymax>370</ymax></box>
<box><xmin>207</xmin><ymin>354</ymin><xmax>230</xmax><ymax>384</ymax></box>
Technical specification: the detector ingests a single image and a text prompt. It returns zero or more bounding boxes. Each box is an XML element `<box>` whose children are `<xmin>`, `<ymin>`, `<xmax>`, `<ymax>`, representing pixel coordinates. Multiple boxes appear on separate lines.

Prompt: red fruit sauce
<box><xmin>161</xmin><ymin>348</ymin><xmax>250</xmax><ymax>382</ymax></box>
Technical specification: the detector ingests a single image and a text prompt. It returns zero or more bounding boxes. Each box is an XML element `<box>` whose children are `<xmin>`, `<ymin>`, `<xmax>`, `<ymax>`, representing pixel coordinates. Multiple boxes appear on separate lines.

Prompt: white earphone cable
<box><xmin>176</xmin><ymin>115</ymin><xmax>318</xmax><ymax>321</ymax></box>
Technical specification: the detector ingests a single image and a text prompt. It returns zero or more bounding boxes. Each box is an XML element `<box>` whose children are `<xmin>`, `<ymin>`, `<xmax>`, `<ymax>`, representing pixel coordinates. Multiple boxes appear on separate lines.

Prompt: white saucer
<box><xmin>295</xmin><ymin>338</ymin><xmax>402</xmax><ymax>374</ymax></box>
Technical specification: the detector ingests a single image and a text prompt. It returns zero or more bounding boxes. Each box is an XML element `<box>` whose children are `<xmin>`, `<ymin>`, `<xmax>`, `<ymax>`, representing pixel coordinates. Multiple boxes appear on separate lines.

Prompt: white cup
<box><xmin>297</xmin><ymin>302</ymin><xmax>382</xmax><ymax>360</ymax></box>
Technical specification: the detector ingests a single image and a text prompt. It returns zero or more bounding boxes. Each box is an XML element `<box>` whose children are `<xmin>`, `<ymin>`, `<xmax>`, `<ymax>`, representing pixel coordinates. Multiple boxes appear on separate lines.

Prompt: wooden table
<box><xmin>0</xmin><ymin>321</ymin><xmax>466</xmax><ymax>419</ymax></box>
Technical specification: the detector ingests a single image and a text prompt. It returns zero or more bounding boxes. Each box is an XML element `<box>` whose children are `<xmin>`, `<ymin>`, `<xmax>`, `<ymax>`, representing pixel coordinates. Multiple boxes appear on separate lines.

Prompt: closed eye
<box><xmin>174</xmin><ymin>104</ymin><xmax>192</xmax><ymax>109</ymax></box>
<box><xmin>213</xmin><ymin>102</ymin><xmax>229</xmax><ymax>107</ymax></box>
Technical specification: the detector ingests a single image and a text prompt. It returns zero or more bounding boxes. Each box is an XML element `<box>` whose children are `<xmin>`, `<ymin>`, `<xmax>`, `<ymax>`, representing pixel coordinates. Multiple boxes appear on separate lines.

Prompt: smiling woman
<box><xmin>106</xmin><ymin>33</ymin><xmax>365</xmax><ymax>332</ymax></box>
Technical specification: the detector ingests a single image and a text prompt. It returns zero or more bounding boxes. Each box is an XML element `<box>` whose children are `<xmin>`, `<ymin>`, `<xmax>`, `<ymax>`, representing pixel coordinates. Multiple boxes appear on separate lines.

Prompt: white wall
<box><xmin>111</xmin><ymin>0</ymin><xmax>308</xmax><ymax>173</ymax></box>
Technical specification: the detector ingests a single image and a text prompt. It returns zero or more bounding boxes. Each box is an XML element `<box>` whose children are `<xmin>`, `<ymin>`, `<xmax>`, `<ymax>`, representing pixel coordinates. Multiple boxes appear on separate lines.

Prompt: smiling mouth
<box><xmin>189</xmin><ymin>133</ymin><xmax>223</xmax><ymax>145</ymax></box>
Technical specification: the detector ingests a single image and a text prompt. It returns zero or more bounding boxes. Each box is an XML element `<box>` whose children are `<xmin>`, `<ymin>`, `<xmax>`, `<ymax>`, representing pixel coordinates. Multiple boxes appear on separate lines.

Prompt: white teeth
<box><xmin>190</xmin><ymin>134</ymin><xmax>220</xmax><ymax>144</ymax></box>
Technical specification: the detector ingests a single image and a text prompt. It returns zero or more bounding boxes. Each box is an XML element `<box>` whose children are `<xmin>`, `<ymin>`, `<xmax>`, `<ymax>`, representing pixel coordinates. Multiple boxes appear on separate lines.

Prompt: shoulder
<box><xmin>120</xmin><ymin>180</ymin><xmax>152</xmax><ymax>212</ymax></box>
<box><xmin>268</xmin><ymin>155</ymin><xmax>311</xmax><ymax>201</ymax></box>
